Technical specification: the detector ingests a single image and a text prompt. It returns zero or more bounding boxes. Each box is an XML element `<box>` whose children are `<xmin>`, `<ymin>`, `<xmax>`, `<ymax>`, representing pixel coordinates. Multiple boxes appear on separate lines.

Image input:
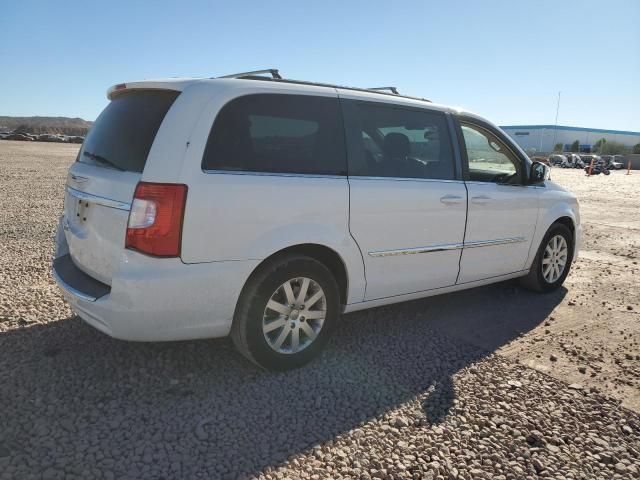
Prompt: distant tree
<box><xmin>570</xmin><ymin>140</ymin><xmax>580</xmax><ymax>152</ymax></box>
<box><xmin>633</xmin><ymin>143</ymin><xmax>640</xmax><ymax>154</ymax></box>
<box><xmin>599</xmin><ymin>141</ymin><xmax>630</xmax><ymax>155</ymax></box>
<box><xmin>594</xmin><ymin>138</ymin><xmax>607</xmax><ymax>153</ymax></box>
<box><xmin>554</xmin><ymin>143</ymin><xmax>563</xmax><ymax>152</ymax></box>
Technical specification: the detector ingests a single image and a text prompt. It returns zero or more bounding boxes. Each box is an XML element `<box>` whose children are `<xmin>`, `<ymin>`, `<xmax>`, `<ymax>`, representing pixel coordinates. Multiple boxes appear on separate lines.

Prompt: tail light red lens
<box><xmin>125</xmin><ymin>182</ymin><xmax>187</xmax><ymax>257</ymax></box>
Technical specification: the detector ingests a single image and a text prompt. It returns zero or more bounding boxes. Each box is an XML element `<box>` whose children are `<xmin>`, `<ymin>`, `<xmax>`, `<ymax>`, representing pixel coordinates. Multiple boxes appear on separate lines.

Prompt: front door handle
<box><xmin>440</xmin><ymin>195</ymin><xmax>464</xmax><ymax>206</ymax></box>
<box><xmin>471</xmin><ymin>195</ymin><xmax>491</xmax><ymax>205</ymax></box>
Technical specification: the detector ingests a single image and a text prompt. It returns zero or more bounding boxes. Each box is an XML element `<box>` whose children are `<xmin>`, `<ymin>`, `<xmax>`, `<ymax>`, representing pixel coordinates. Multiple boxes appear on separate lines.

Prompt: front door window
<box><xmin>461</xmin><ymin>123</ymin><xmax>522</xmax><ymax>184</ymax></box>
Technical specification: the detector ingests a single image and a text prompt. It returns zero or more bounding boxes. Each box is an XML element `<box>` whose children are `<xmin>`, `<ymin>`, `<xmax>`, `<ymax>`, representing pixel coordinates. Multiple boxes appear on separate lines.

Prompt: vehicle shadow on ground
<box><xmin>0</xmin><ymin>281</ymin><xmax>565</xmax><ymax>479</ymax></box>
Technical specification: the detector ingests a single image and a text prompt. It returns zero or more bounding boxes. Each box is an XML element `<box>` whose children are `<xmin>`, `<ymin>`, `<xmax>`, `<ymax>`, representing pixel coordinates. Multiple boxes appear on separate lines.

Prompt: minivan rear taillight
<box><xmin>125</xmin><ymin>182</ymin><xmax>187</xmax><ymax>257</ymax></box>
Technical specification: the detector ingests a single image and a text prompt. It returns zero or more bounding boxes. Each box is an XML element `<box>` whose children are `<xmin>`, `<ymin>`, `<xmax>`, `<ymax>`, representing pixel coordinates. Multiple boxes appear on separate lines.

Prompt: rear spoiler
<box><xmin>106</xmin><ymin>78</ymin><xmax>200</xmax><ymax>100</ymax></box>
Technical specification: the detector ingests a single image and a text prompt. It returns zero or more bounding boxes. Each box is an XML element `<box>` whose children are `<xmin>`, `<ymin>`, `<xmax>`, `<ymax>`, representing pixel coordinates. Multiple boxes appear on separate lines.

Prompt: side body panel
<box><xmin>177</xmin><ymin>80</ymin><xmax>366</xmax><ymax>304</ymax></box>
<box><xmin>348</xmin><ymin>177</ymin><xmax>467</xmax><ymax>299</ymax></box>
<box><xmin>339</xmin><ymin>94</ymin><xmax>467</xmax><ymax>300</ymax></box>
<box><xmin>454</xmin><ymin>114</ymin><xmax>541</xmax><ymax>283</ymax></box>
<box><xmin>526</xmin><ymin>181</ymin><xmax>581</xmax><ymax>268</ymax></box>
<box><xmin>458</xmin><ymin>183</ymin><xmax>540</xmax><ymax>283</ymax></box>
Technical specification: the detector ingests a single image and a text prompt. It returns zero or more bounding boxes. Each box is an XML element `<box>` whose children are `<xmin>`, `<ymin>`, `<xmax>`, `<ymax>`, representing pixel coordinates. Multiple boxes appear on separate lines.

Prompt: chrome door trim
<box><xmin>462</xmin><ymin>236</ymin><xmax>527</xmax><ymax>248</ymax></box>
<box><xmin>65</xmin><ymin>186</ymin><xmax>131</xmax><ymax>211</ymax></box>
<box><xmin>464</xmin><ymin>180</ymin><xmax>543</xmax><ymax>189</ymax></box>
<box><xmin>368</xmin><ymin>236</ymin><xmax>527</xmax><ymax>257</ymax></box>
<box><xmin>201</xmin><ymin>169</ymin><xmax>346</xmax><ymax>179</ymax></box>
<box><xmin>202</xmin><ymin>169</ymin><xmax>465</xmax><ymax>183</ymax></box>
<box><xmin>369</xmin><ymin>242</ymin><xmax>463</xmax><ymax>257</ymax></box>
<box><xmin>349</xmin><ymin>176</ymin><xmax>464</xmax><ymax>184</ymax></box>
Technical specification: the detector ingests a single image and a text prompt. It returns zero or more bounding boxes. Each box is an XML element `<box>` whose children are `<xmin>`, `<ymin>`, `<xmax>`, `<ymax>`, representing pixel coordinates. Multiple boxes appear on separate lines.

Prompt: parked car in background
<box><xmin>52</xmin><ymin>70</ymin><xmax>581</xmax><ymax>370</ymax></box>
<box><xmin>612</xmin><ymin>155</ymin><xmax>625</xmax><ymax>169</ymax></box>
<box><xmin>559</xmin><ymin>153</ymin><xmax>583</xmax><ymax>168</ymax></box>
<box><xmin>38</xmin><ymin>134</ymin><xmax>68</xmax><ymax>143</ymax></box>
<box><xmin>601</xmin><ymin>155</ymin><xmax>624</xmax><ymax>170</ymax></box>
<box><xmin>2</xmin><ymin>132</ymin><xmax>85</xmax><ymax>143</ymax></box>
<box><xmin>5</xmin><ymin>133</ymin><xmax>35</xmax><ymax>141</ymax></box>
<box><xmin>549</xmin><ymin>154</ymin><xmax>568</xmax><ymax>167</ymax></box>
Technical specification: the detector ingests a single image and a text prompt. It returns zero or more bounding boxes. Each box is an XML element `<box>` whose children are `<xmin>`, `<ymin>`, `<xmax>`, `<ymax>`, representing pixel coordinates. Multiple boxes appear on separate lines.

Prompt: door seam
<box><xmin>455</xmin><ymin>181</ymin><xmax>469</xmax><ymax>284</ymax></box>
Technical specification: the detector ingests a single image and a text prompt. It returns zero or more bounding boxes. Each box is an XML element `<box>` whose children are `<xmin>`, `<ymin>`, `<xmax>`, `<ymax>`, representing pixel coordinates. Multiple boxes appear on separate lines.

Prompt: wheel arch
<box><xmin>240</xmin><ymin>243</ymin><xmax>350</xmax><ymax>309</ymax></box>
<box><xmin>553</xmin><ymin>215</ymin><xmax>575</xmax><ymax>235</ymax></box>
<box><xmin>526</xmin><ymin>202</ymin><xmax>579</xmax><ymax>270</ymax></box>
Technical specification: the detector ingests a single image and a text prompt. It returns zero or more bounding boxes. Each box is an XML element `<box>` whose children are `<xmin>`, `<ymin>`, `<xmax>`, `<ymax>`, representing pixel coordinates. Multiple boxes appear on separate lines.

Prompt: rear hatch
<box><xmin>64</xmin><ymin>89</ymin><xmax>180</xmax><ymax>284</ymax></box>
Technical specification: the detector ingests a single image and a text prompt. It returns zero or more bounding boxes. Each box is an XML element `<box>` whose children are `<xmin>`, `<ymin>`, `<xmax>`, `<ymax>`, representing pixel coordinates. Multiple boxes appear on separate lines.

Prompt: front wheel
<box><xmin>520</xmin><ymin>223</ymin><xmax>574</xmax><ymax>293</ymax></box>
<box><xmin>231</xmin><ymin>255</ymin><xmax>340</xmax><ymax>370</ymax></box>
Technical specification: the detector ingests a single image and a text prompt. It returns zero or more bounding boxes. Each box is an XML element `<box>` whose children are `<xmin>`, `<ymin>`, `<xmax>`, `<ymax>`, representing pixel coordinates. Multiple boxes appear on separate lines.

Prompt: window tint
<box><xmin>345</xmin><ymin>102</ymin><xmax>455</xmax><ymax>180</ymax></box>
<box><xmin>79</xmin><ymin>90</ymin><xmax>179</xmax><ymax>173</ymax></box>
<box><xmin>461</xmin><ymin>123</ymin><xmax>521</xmax><ymax>183</ymax></box>
<box><xmin>202</xmin><ymin>94</ymin><xmax>346</xmax><ymax>175</ymax></box>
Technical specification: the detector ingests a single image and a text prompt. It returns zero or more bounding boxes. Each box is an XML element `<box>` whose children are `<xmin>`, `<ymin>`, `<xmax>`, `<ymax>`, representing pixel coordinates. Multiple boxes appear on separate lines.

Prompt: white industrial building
<box><xmin>500</xmin><ymin>125</ymin><xmax>640</xmax><ymax>154</ymax></box>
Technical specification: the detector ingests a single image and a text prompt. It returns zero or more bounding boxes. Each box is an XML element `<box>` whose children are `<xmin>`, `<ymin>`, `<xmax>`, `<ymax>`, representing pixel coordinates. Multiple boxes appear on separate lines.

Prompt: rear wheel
<box><xmin>520</xmin><ymin>223</ymin><xmax>573</xmax><ymax>293</ymax></box>
<box><xmin>231</xmin><ymin>255</ymin><xmax>340</xmax><ymax>370</ymax></box>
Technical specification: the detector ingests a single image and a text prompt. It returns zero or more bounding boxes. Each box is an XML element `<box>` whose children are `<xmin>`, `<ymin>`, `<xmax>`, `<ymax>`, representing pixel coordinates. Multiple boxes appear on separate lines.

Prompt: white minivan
<box><xmin>53</xmin><ymin>69</ymin><xmax>581</xmax><ymax>370</ymax></box>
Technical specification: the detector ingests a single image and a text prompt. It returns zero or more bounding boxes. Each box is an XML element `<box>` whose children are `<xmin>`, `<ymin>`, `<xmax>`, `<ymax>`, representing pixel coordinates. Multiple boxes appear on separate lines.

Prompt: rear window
<box><xmin>201</xmin><ymin>94</ymin><xmax>347</xmax><ymax>175</ymax></box>
<box><xmin>78</xmin><ymin>90</ymin><xmax>179</xmax><ymax>173</ymax></box>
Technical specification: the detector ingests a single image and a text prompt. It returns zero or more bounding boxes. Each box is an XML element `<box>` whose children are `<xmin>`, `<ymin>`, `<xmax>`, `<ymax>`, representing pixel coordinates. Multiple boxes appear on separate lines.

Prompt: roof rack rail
<box><xmin>219</xmin><ymin>69</ymin><xmax>282</xmax><ymax>80</ymax></box>
<box><xmin>368</xmin><ymin>86</ymin><xmax>399</xmax><ymax>95</ymax></box>
<box><xmin>213</xmin><ymin>72</ymin><xmax>431</xmax><ymax>103</ymax></box>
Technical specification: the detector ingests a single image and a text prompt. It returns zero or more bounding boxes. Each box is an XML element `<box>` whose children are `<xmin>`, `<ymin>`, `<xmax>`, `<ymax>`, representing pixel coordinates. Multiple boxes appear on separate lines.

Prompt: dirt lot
<box><xmin>0</xmin><ymin>141</ymin><xmax>638</xmax><ymax>479</ymax></box>
<box><xmin>499</xmin><ymin>166</ymin><xmax>640</xmax><ymax>411</ymax></box>
<box><xmin>432</xmin><ymin>166</ymin><xmax>640</xmax><ymax>412</ymax></box>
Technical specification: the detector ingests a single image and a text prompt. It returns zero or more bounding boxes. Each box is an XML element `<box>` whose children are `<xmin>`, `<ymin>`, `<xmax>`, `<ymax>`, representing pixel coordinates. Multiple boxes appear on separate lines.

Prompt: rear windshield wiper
<box><xmin>82</xmin><ymin>150</ymin><xmax>125</xmax><ymax>171</ymax></box>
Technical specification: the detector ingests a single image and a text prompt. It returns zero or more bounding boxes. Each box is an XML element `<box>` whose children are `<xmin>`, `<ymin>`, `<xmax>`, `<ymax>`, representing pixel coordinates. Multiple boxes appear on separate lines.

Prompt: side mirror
<box><xmin>529</xmin><ymin>161</ymin><xmax>550</xmax><ymax>184</ymax></box>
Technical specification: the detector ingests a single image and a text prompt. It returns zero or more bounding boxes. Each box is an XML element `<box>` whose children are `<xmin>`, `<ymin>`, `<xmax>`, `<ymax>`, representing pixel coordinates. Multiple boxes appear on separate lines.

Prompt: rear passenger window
<box><xmin>345</xmin><ymin>102</ymin><xmax>455</xmax><ymax>180</ymax></box>
<box><xmin>202</xmin><ymin>94</ymin><xmax>346</xmax><ymax>175</ymax></box>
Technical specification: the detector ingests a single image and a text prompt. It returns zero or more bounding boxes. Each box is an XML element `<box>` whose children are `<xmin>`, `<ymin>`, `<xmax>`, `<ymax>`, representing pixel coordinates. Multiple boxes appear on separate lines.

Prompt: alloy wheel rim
<box><xmin>542</xmin><ymin>235</ymin><xmax>568</xmax><ymax>283</ymax></box>
<box><xmin>262</xmin><ymin>277</ymin><xmax>327</xmax><ymax>354</ymax></box>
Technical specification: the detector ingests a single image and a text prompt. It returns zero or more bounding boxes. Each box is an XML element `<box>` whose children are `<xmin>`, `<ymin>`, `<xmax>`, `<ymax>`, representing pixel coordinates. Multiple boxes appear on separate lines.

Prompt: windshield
<box><xmin>78</xmin><ymin>90</ymin><xmax>179</xmax><ymax>173</ymax></box>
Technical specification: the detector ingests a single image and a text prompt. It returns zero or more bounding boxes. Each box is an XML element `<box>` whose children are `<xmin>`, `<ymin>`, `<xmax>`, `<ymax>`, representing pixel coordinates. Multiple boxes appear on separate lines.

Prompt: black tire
<box><xmin>230</xmin><ymin>254</ymin><xmax>340</xmax><ymax>371</ymax></box>
<box><xmin>520</xmin><ymin>223</ymin><xmax>574</xmax><ymax>293</ymax></box>
<box><xmin>603</xmin><ymin>169</ymin><xmax>610</xmax><ymax>175</ymax></box>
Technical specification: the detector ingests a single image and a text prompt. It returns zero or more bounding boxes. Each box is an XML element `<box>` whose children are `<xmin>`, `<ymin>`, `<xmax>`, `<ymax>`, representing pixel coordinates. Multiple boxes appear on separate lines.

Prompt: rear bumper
<box><xmin>52</xmin><ymin>255</ymin><xmax>111</xmax><ymax>301</ymax></box>
<box><xmin>53</xmin><ymin>219</ymin><xmax>259</xmax><ymax>341</ymax></box>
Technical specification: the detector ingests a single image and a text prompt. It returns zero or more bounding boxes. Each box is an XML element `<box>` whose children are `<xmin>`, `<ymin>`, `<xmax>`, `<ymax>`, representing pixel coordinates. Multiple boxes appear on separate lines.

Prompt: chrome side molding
<box><xmin>369</xmin><ymin>242</ymin><xmax>463</xmax><ymax>257</ymax></box>
<box><xmin>368</xmin><ymin>237</ymin><xmax>527</xmax><ymax>257</ymax></box>
<box><xmin>463</xmin><ymin>237</ymin><xmax>527</xmax><ymax>248</ymax></box>
<box><xmin>65</xmin><ymin>186</ymin><xmax>131</xmax><ymax>211</ymax></box>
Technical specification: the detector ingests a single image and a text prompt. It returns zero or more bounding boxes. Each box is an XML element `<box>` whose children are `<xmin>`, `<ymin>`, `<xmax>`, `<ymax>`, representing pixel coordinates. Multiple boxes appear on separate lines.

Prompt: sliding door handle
<box><xmin>440</xmin><ymin>195</ymin><xmax>464</xmax><ymax>206</ymax></box>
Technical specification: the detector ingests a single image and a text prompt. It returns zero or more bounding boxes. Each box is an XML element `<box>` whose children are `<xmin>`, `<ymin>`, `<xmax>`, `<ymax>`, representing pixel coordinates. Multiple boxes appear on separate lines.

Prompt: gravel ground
<box><xmin>493</xmin><ymin>168</ymin><xmax>640</xmax><ymax>412</ymax></box>
<box><xmin>0</xmin><ymin>141</ymin><xmax>639</xmax><ymax>479</ymax></box>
